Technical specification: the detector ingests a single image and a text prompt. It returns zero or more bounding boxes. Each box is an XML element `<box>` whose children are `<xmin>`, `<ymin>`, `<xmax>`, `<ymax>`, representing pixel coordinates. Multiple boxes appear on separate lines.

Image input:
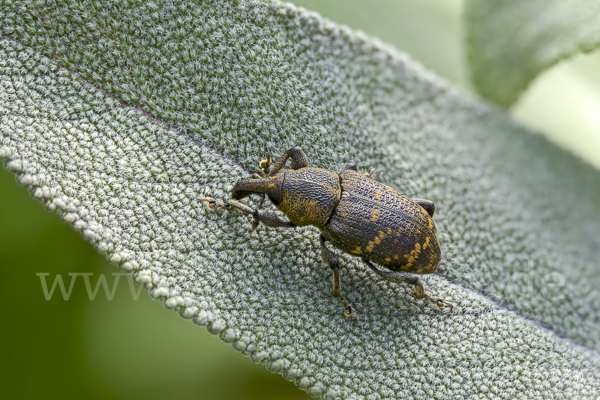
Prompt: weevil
<box><xmin>200</xmin><ymin>146</ymin><xmax>452</xmax><ymax>322</ymax></box>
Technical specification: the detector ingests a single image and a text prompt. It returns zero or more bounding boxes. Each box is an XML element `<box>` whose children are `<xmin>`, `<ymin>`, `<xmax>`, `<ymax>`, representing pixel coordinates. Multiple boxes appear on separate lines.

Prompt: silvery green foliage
<box><xmin>1</xmin><ymin>0</ymin><xmax>600</xmax><ymax>398</ymax></box>
<box><xmin>466</xmin><ymin>0</ymin><xmax>600</xmax><ymax>107</ymax></box>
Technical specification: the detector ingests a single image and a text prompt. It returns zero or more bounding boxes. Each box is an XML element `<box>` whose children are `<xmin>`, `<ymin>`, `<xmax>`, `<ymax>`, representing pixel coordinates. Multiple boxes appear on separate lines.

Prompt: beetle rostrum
<box><xmin>200</xmin><ymin>146</ymin><xmax>452</xmax><ymax>322</ymax></box>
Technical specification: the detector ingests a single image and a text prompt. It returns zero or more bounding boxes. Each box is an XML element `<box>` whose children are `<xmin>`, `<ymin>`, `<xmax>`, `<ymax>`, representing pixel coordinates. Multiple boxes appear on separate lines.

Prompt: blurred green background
<box><xmin>1</xmin><ymin>1</ymin><xmax>599</xmax><ymax>399</ymax></box>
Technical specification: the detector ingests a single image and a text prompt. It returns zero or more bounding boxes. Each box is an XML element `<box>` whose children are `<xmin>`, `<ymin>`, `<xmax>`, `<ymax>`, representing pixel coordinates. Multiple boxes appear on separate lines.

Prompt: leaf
<box><xmin>465</xmin><ymin>0</ymin><xmax>600</xmax><ymax>107</ymax></box>
<box><xmin>1</xmin><ymin>0</ymin><xmax>600</xmax><ymax>398</ymax></box>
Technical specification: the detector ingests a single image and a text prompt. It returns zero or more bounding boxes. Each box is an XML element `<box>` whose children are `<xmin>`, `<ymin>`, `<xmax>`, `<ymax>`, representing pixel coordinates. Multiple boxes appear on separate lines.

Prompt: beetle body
<box><xmin>232</xmin><ymin>165</ymin><xmax>441</xmax><ymax>275</ymax></box>
<box><xmin>203</xmin><ymin>146</ymin><xmax>451</xmax><ymax>321</ymax></box>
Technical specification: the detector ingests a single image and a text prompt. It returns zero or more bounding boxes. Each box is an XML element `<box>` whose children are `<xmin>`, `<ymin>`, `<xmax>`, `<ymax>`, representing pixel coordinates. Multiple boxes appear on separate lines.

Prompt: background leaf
<box><xmin>466</xmin><ymin>0</ymin><xmax>600</xmax><ymax>107</ymax></box>
<box><xmin>1</xmin><ymin>0</ymin><xmax>600</xmax><ymax>398</ymax></box>
<box><xmin>291</xmin><ymin>0</ymin><xmax>468</xmax><ymax>91</ymax></box>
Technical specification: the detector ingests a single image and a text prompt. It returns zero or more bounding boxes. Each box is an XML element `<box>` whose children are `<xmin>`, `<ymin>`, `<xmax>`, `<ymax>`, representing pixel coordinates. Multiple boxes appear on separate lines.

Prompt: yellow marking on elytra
<box><xmin>370</xmin><ymin>209</ymin><xmax>381</xmax><ymax>222</ymax></box>
<box><xmin>423</xmin><ymin>236</ymin><xmax>430</xmax><ymax>250</ymax></box>
<box><xmin>373</xmin><ymin>230</ymin><xmax>386</xmax><ymax>245</ymax></box>
<box><xmin>401</xmin><ymin>241</ymin><xmax>424</xmax><ymax>270</ymax></box>
<box><xmin>385</xmin><ymin>185</ymin><xmax>394</xmax><ymax>192</ymax></box>
<box><xmin>420</xmin><ymin>206</ymin><xmax>429</xmax><ymax>216</ymax></box>
<box><xmin>387</xmin><ymin>227</ymin><xmax>392</xmax><ymax>234</ymax></box>
<box><xmin>394</xmin><ymin>255</ymin><xmax>399</xmax><ymax>260</ymax></box>
<box><xmin>268</xmin><ymin>183</ymin><xmax>275</xmax><ymax>189</ymax></box>
<box><xmin>366</xmin><ymin>241</ymin><xmax>374</xmax><ymax>252</ymax></box>
<box><xmin>374</xmin><ymin>189</ymin><xmax>382</xmax><ymax>200</ymax></box>
<box><xmin>351</xmin><ymin>246</ymin><xmax>363</xmax><ymax>255</ymax></box>
<box><xmin>385</xmin><ymin>257</ymin><xmax>391</xmax><ymax>263</ymax></box>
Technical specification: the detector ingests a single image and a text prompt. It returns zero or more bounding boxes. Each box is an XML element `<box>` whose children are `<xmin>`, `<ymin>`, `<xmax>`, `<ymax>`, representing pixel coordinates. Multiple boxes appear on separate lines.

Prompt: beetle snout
<box><xmin>230</xmin><ymin>182</ymin><xmax>254</xmax><ymax>200</ymax></box>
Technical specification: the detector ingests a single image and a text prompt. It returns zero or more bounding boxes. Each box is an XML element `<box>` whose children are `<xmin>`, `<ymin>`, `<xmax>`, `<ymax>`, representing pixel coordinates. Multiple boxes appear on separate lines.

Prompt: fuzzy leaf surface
<box><xmin>1</xmin><ymin>0</ymin><xmax>600</xmax><ymax>398</ymax></box>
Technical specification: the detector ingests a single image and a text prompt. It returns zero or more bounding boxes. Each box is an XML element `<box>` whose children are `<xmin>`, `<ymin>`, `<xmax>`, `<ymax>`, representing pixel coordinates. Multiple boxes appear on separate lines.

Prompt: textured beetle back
<box><xmin>321</xmin><ymin>170</ymin><xmax>441</xmax><ymax>274</ymax></box>
<box><xmin>277</xmin><ymin>168</ymin><xmax>341</xmax><ymax>227</ymax></box>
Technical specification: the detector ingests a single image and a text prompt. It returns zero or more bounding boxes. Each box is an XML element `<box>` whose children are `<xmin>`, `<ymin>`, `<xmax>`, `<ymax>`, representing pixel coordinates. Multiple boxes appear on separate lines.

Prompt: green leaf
<box><xmin>465</xmin><ymin>0</ymin><xmax>600</xmax><ymax>107</ymax></box>
<box><xmin>2</xmin><ymin>0</ymin><xmax>600</xmax><ymax>398</ymax></box>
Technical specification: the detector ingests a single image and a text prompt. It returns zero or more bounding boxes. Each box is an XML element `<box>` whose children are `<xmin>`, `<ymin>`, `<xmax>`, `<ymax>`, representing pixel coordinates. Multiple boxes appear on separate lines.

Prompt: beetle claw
<box><xmin>259</xmin><ymin>154</ymin><xmax>272</xmax><ymax>175</ymax></box>
<box><xmin>339</xmin><ymin>297</ymin><xmax>358</xmax><ymax>323</ymax></box>
<box><xmin>434</xmin><ymin>297</ymin><xmax>453</xmax><ymax>312</ymax></box>
<box><xmin>409</xmin><ymin>289</ymin><xmax>453</xmax><ymax>312</ymax></box>
<box><xmin>198</xmin><ymin>197</ymin><xmax>228</xmax><ymax>210</ymax></box>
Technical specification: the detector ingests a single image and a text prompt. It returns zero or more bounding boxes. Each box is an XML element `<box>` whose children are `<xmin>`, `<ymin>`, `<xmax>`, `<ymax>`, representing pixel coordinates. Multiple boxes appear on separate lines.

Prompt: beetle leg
<box><xmin>412</xmin><ymin>198</ymin><xmax>435</xmax><ymax>217</ymax></box>
<box><xmin>227</xmin><ymin>199</ymin><xmax>295</xmax><ymax>230</ymax></box>
<box><xmin>339</xmin><ymin>296</ymin><xmax>358</xmax><ymax>323</ymax></box>
<box><xmin>320</xmin><ymin>235</ymin><xmax>358</xmax><ymax>323</ymax></box>
<box><xmin>259</xmin><ymin>154</ymin><xmax>272</xmax><ymax>175</ymax></box>
<box><xmin>331</xmin><ymin>267</ymin><xmax>342</xmax><ymax>297</ymax></box>
<box><xmin>343</xmin><ymin>162</ymin><xmax>358</xmax><ymax>171</ymax></box>
<box><xmin>320</xmin><ymin>235</ymin><xmax>341</xmax><ymax>295</ymax></box>
<box><xmin>363</xmin><ymin>260</ymin><xmax>453</xmax><ymax>311</ymax></box>
<box><xmin>256</xmin><ymin>194</ymin><xmax>266</xmax><ymax>210</ymax></box>
<box><xmin>199</xmin><ymin>198</ymin><xmax>295</xmax><ymax>230</ymax></box>
<box><xmin>363</xmin><ymin>167</ymin><xmax>377</xmax><ymax>180</ymax></box>
<box><xmin>268</xmin><ymin>146</ymin><xmax>309</xmax><ymax>176</ymax></box>
<box><xmin>248</xmin><ymin>173</ymin><xmax>267</xmax><ymax>210</ymax></box>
